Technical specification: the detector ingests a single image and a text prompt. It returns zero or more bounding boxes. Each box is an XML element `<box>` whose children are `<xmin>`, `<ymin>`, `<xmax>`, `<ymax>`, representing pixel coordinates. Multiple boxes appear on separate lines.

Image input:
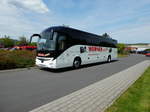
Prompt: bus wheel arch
<box><xmin>107</xmin><ymin>55</ymin><xmax>111</xmax><ymax>62</ymax></box>
<box><xmin>73</xmin><ymin>57</ymin><xmax>82</xmax><ymax>68</ymax></box>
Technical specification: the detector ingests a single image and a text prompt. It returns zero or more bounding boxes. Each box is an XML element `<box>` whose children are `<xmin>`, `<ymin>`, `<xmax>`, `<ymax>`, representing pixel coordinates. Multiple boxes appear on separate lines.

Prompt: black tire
<box><xmin>73</xmin><ymin>58</ymin><xmax>81</xmax><ymax>69</ymax></box>
<box><xmin>107</xmin><ymin>55</ymin><xmax>111</xmax><ymax>63</ymax></box>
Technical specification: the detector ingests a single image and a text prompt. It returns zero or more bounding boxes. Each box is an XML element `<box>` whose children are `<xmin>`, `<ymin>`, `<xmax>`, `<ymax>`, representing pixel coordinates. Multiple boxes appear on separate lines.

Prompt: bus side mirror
<box><xmin>30</xmin><ymin>34</ymin><xmax>41</xmax><ymax>43</ymax></box>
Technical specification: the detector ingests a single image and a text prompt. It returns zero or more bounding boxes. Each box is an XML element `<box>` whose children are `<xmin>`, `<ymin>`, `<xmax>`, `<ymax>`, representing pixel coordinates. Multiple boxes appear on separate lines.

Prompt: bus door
<box><xmin>57</xmin><ymin>34</ymin><xmax>67</xmax><ymax>65</ymax></box>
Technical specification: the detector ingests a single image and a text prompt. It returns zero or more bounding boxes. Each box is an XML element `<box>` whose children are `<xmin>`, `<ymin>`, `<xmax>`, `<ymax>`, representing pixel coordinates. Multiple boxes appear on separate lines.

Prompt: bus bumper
<box><xmin>35</xmin><ymin>57</ymin><xmax>57</xmax><ymax>69</ymax></box>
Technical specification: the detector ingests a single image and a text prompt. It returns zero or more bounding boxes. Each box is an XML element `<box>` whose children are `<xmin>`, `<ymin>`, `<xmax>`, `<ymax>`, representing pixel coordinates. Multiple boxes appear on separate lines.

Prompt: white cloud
<box><xmin>0</xmin><ymin>0</ymin><xmax>150</xmax><ymax>43</ymax></box>
<box><xmin>111</xmin><ymin>24</ymin><xmax>150</xmax><ymax>43</ymax></box>
<box><xmin>0</xmin><ymin>0</ymin><xmax>49</xmax><ymax>39</ymax></box>
<box><xmin>7</xmin><ymin>0</ymin><xmax>49</xmax><ymax>13</ymax></box>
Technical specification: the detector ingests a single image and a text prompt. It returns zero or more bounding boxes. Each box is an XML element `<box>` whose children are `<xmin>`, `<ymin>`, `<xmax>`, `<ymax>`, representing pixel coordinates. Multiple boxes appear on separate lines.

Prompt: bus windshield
<box><xmin>37</xmin><ymin>31</ymin><xmax>57</xmax><ymax>51</ymax></box>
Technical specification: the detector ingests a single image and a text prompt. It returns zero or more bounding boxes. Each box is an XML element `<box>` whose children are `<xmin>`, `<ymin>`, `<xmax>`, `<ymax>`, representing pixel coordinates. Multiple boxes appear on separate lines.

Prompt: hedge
<box><xmin>0</xmin><ymin>50</ymin><xmax>36</xmax><ymax>70</ymax></box>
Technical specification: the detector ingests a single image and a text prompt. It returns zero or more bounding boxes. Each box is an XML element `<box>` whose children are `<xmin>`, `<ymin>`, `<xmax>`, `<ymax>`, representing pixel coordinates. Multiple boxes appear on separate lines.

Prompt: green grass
<box><xmin>105</xmin><ymin>67</ymin><xmax>150</xmax><ymax>112</ymax></box>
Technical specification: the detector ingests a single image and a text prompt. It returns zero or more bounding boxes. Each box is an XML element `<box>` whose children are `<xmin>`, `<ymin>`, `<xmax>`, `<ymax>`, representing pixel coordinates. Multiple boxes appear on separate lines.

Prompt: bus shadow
<box><xmin>40</xmin><ymin>60</ymin><xmax>118</xmax><ymax>73</ymax></box>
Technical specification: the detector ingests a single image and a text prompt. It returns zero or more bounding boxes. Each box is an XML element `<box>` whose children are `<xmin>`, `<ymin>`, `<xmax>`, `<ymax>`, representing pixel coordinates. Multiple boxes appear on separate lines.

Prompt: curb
<box><xmin>0</xmin><ymin>66</ymin><xmax>37</xmax><ymax>73</ymax></box>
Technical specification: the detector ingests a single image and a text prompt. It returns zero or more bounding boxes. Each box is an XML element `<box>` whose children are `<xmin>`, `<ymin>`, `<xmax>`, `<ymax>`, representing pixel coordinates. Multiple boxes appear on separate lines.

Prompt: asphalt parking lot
<box><xmin>0</xmin><ymin>54</ymin><xmax>149</xmax><ymax>112</ymax></box>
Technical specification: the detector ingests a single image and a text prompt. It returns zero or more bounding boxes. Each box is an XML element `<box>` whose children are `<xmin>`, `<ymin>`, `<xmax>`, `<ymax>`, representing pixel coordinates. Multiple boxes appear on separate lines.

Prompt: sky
<box><xmin>0</xmin><ymin>0</ymin><xmax>150</xmax><ymax>43</ymax></box>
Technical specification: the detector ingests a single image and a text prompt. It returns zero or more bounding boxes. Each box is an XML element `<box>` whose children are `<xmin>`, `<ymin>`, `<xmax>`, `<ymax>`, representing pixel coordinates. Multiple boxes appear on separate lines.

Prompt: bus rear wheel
<box><xmin>107</xmin><ymin>55</ymin><xmax>111</xmax><ymax>63</ymax></box>
<box><xmin>73</xmin><ymin>58</ymin><xmax>81</xmax><ymax>69</ymax></box>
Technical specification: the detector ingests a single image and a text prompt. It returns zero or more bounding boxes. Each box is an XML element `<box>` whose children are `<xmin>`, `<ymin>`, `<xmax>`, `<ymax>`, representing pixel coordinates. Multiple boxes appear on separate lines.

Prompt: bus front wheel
<box><xmin>73</xmin><ymin>58</ymin><xmax>81</xmax><ymax>69</ymax></box>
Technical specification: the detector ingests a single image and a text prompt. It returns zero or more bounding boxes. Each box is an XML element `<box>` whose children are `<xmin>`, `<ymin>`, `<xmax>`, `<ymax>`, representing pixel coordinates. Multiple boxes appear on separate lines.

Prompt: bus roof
<box><xmin>42</xmin><ymin>26</ymin><xmax>117</xmax><ymax>48</ymax></box>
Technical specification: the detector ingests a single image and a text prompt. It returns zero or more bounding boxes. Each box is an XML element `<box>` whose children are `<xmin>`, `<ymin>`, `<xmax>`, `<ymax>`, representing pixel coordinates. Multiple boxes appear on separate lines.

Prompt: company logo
<box><xmin>88</xmin><ymin>46</ymin><xmax>108</xmax><ymax>52</ymax></box>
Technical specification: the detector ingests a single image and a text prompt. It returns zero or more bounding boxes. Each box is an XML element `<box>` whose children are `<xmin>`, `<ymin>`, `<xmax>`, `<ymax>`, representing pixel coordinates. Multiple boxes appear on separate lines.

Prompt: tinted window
<box><xmin>58</xmin><ymin>35</ymin><xmax>67</xmax><ymax>51</ymax></box>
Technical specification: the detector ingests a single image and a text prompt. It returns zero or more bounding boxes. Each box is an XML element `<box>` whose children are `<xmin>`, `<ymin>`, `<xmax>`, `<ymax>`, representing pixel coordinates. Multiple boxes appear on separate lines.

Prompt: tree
<box><xmin>0</xmin><ymin>36</ymin><xmax>15</xmax><ymax>48</ymax></box>
<box><xmin>102</xmin><ymin>33</ymin><xmax>110</xmax><ymax>38</ymax></box>
<box><xmin>117</xmin><ymin>43</ymin><xmax>126</xmax><ymax>54</ymax></box>
<box><xmin>17</xmin><ymin>36</ymin><xmax>29</xmax><ymax>46</ymax></box>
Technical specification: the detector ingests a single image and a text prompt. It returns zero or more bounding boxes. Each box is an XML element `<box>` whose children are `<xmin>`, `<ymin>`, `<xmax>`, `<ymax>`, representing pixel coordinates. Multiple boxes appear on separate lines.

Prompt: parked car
<box><xmin>145</xmin><ymin>53</ymin><xmax>150</xmax><ymax>57</ymax></box>
<box><xmin>11</xmin><ymin>46</ymin><xmax>37</xmax><ymax>50</ymax></box>
<box><xmin>138</xmin><ymin>50</ymin><xmax>148</xmax><ymax>54</ymax></box>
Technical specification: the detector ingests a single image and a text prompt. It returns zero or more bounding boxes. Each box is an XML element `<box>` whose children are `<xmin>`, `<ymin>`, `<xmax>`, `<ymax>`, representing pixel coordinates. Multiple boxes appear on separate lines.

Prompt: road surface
<box><xmin>0</xmin><ymin>54</ymin><xmax>149</xmax><ymax>112</ymax></box>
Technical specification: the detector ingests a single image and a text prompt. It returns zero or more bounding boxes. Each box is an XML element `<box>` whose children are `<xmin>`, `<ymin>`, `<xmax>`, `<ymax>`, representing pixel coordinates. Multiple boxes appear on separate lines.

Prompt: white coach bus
<box><xmin>30</xmin><ymin>26</ymin><xmax>117</xmax><ymax>69</ymax></box>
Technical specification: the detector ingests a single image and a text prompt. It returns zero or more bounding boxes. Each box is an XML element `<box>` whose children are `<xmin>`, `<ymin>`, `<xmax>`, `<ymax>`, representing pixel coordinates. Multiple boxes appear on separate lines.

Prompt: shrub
<box><xmin>145</xmin><ymin>49</ymin><xmax>150</xmax><ymax>51</ymax></box>
<box><xmin>0</xmin><ymin>50</ymin><xmax>36</xmax><ymax>70</ymax></box>
<box><xmin>0</xmin><ymin>37</ymin><xmax>15</xmax><ymax>48</ymax></box>
<box><xmin>117</xmin><ymin>43</ymin><xmax>129</xmax><ymax>55</ymax></box>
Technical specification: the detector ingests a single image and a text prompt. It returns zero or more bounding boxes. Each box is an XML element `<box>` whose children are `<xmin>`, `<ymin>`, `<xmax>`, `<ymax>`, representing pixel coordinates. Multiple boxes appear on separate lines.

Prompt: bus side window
<box><xmin>80</xmin><ymin>47</ymin><xmax>86</xmax><ymax>53</ymax></box>
<box><xmin>58</xmin><ymin>35</ymin><xmax>66</xmax><ymax>51</ymax></box>
<box><xmin>109</xmin><ymin>48</ymin><xmax>112</xmax><ymax>53</ymax></box>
